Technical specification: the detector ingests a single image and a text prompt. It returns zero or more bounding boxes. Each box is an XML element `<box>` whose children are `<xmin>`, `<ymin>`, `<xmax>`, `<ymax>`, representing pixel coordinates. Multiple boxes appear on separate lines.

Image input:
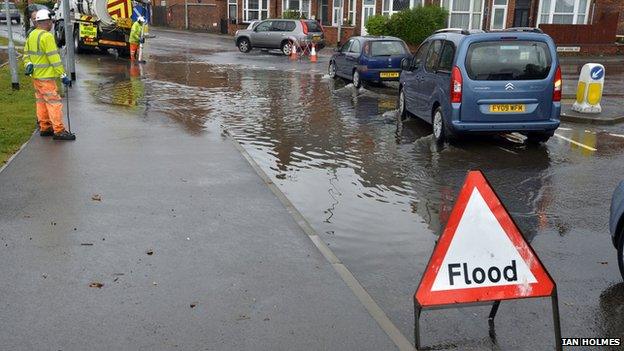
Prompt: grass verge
<box><xmin>0</xmin><ymin>63</ymin><xmax>35</xmax><ymax>165</ymax></box>
<box><xmin>0</xmin><ymin>36</ymin><xmax>8</xmax><ymax>46</ymax></box>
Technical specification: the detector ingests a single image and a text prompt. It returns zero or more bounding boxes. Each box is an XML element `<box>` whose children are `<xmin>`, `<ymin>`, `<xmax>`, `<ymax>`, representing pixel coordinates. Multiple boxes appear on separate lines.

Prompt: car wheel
<box><xmin>618</xmin><ymin>233</ymin><xmax>624</xmax><ymax>280</ymax></box>
<box><xmin>398</xmin><ymin>89</ymin><xmax>408</xmax><ymax>122</ymax></box>
<box><xmin>353</xmin><ymin>70</ymin><xmax>362</xmax><ymax>89</ymax></box>
<box><xmin>328</xmin><ymin>61</ymin><xmax>337</xmax><ymax>79</ymax></box>
<box><xmin>238</xmin><ymin>38</ymin><xmax>251</xmax><ymax>53</ymax></box>
<box><xmin>281</xmin><ymin>41</ymin><xmax>293</xmax><ymax>56</ymax></box>
<box><xmin>526</xmin><ymin>132</ymin><xmax>552</xmax><ymax>144</ymax></box>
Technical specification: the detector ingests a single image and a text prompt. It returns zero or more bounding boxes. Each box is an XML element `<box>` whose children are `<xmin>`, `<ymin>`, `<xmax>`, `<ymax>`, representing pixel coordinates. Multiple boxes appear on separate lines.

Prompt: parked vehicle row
<box><xmin>331</xmin><ymin>29</ymin><xmax>562</xmax><ymax>145</ymax></box>
<box><xmin>233</xmin><ymin>24</ymin><xmax>562</xmax><ymax>146</ymax></box>
<box><xmin>0</xmin><ymin>2</ymin><xmax>21</xmax><ymax>24</ymax></box>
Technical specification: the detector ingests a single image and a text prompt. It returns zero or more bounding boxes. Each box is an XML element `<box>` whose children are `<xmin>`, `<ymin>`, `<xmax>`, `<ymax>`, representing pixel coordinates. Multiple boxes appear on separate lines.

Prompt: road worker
<box><xmin>129</xmin><ymin>16</ymin><xmax>146</xmax><ymax>62</ymax></box>
<box><xmin>23</xmin><ymin>9</ymin><xmax>75</xmax><ymax>140</ymax></box>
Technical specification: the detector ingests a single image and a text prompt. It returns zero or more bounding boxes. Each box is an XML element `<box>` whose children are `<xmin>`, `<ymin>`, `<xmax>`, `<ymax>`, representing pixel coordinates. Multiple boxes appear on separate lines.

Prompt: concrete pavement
<box><xmin>0</xmin><ymin>60</ymin><xmax>402</xmax><ymax>350</ymax></box>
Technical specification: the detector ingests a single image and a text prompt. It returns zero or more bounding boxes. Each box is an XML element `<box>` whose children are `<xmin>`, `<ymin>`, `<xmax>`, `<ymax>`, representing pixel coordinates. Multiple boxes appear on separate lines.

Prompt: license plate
<box><xmin>489</xmin><ymin>104</ymin><xmax>526</xmax><ymax>113</ymax></box>
<box><xmin>380</xmin><ymin>72</ymin><xmax>400</xmax><ymax>78</ymax></box>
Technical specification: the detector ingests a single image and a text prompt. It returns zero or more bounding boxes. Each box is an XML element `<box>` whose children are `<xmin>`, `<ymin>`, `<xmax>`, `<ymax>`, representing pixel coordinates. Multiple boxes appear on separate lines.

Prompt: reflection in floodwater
<box><xmin>86</xmin><ymin>55</ymin><xmax>624</xmax><ymax>251</ymax></box>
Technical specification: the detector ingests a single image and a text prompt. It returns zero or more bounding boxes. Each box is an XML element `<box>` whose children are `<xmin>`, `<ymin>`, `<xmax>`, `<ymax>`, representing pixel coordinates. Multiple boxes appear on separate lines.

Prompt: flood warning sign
<box><xmin>415</xmin><ymin>170</ymin><xmax>554</xmax><ymax>307</ymax></box>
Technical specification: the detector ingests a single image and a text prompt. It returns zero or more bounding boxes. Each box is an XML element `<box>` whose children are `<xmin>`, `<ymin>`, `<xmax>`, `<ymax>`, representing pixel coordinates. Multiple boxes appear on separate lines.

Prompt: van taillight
<box><xmin>451</xmin><ymin>66</ymin><xmax>462</xmax><ymax>103</ymax></box>
<box><xmin>553</xmin><ymin>65</ymin><xmax>562</xmax><ymax>102</ymax></box>
<box><xmin>301</xmin><ymin>20</ymin><xmax>308</xmax><ymax>34</ymax></box>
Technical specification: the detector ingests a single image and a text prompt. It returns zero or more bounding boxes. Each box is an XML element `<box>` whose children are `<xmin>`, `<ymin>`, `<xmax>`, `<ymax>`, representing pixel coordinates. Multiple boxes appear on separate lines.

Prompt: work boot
<box><xmin>39</xmin><ymin>129</ymin><xmax>54</xmax><ymax>137</ymax></box>
<box><xmin>53</xmin><ymin>130</ymin><xmax>76</xmax><ymax>141</ymax></box>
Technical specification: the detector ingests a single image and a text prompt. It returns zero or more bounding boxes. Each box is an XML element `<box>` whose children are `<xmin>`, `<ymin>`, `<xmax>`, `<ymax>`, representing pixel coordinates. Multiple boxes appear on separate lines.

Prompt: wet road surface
<box><xmin>75</xmin><ymin>28</ymin><xmax>624</xmax><ymax>349</ymax></box>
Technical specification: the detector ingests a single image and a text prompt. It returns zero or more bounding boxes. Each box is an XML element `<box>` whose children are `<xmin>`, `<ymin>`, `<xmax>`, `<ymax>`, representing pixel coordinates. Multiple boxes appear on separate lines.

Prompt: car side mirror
<box><xmin>401</xmin><ymin>57</ymin><xmax>412</xmax><ymax>71</ymax></box>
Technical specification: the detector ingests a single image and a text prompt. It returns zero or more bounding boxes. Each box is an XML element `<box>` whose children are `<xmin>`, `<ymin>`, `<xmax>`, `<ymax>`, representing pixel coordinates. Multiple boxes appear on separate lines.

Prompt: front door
<box><xmin>251</xmin><ymin>20</ymin><xmax>273</xmax><ymax>47</ymax></box>
<box><xmin>513</xmin><ymin>0</ymin><xmax>530</xmax><ymax>27</ymax></box>
<box><xmin>361</xmin><ymin>0</ymin><xmax>376</xmax><ymax>36</ymax></box>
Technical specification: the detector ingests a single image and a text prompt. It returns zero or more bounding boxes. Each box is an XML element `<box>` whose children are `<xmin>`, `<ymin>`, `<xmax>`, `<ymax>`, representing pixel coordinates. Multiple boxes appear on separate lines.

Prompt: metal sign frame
<box><xmin>413</xmin><ymin>170</ymin><xmax>562</xmax><ymax>350</ymax></box>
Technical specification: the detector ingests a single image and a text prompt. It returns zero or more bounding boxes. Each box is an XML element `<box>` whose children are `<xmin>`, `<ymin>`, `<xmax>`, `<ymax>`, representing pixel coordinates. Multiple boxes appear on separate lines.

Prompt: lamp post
<box><xmin>4</xmin><ymin>0</ymin><xmax>19</xmax><ymax>90</ymax></box>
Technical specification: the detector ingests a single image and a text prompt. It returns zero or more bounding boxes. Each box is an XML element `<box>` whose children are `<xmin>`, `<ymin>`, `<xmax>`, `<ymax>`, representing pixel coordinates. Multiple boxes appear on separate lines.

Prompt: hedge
<box><xmin>365</xmin><ymin>5</ymin><xmax>448</xmax><ymax>46</ymax></box>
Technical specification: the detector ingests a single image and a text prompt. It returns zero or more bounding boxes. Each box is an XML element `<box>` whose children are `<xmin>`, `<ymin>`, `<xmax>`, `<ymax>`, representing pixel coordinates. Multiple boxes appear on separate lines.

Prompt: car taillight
<box><xmin>553</xmin><ymin>65</ymin><xmax>562</xmax><ymax>102</ymax></box>
<box><xmin>451</xmin><ymin>66</ymin><xmax>462</xmax><ymax>103</ymax></box>
<box><xmin>301</xmin><ymin>20</ymin><xmax>308</xmax><ymax>35</ymax></box>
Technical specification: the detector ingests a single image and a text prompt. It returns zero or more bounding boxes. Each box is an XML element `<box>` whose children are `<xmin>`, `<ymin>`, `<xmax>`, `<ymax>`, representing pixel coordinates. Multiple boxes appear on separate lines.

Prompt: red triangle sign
<box><xmin>415</xmin><ymin>170</ymin><xmax>555</xmax><ymax>308</ymax></box>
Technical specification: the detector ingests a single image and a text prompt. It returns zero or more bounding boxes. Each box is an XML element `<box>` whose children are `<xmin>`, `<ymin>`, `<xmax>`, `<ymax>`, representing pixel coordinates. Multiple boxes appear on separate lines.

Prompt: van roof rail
<box><xmin>502</xmin><ymin>27</ymin><xmax>544</xmax><ymax>33</ymax></box>
<box><xmin>435</xmin><ymin>28</ymin><xmax>471</xmax><ymax>35</ymax></box>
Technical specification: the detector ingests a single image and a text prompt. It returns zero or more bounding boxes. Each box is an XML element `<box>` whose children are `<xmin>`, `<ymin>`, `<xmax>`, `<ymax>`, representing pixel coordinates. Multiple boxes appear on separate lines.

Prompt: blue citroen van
<box><xmin>398</xmin><ymin>28</ymin><xmax>561</xmax><ymax>144</ymax></box>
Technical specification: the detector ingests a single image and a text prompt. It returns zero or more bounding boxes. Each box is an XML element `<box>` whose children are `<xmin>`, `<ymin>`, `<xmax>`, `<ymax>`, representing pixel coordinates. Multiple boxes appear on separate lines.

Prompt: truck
<box><xmin>53</xmin><ymin>0</ymin><xmax>151</xmax><ymax>58</ymax></box>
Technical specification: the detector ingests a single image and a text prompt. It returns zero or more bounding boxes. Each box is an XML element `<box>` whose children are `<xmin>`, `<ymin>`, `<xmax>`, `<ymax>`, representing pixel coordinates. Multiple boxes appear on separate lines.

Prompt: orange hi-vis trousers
<box><xmin>130</xmin><ymin>43</ymin><xmax>139</xmax><ymax>61</ymax></box>
<box><xmin>34</xmin><ymin>79</ymin><xmax>65</xmax><ymax>134</ymax></box>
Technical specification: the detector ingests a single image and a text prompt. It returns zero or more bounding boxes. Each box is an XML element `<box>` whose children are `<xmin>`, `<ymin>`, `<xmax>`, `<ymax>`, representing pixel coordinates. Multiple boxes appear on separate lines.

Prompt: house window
<box><xmin>347</xmin><ymin>0</ymin><xmax>356</xmax><ymax>26</ymax></box>
<box><xmin>441</xmin><ymin>0</ymin><xmax>484</xmax><ymax>30</ymax></box>
<box><xmin>319</xmin><ymin>0</ymin><xmax>330</xmax><ymax>25</ymax></box>
<box><xmin>538</xmin><ymin>0</ymin><xmax>590</xmax><ymax>25</ymax></box>
<box><xmin>332</xmin><ymin>0</ymin><xmax>342</xmax><ymax>26</ymax></box>
<box><xmin>244</xmin><ymin>0</ymin><xmax>269</xmax><ymax>22</ymax></box>
<box><xmin>382</xmin><ymin>0</ymin><xmax>422</xmax><ymax>16</ymax></box>
<box><xmin>283</xmin><ymin>0</ymin><xmax>311</xmax><ymax>18</ymax></box>
<box><xmin>228</xmin><ymin>0</ymin><xmax>238</xmax><ymax>21</ymax></box>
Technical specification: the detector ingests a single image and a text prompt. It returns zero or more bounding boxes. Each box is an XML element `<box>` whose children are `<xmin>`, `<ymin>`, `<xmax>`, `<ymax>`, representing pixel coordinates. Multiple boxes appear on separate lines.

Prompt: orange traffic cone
<box><xmin>290</xmin><ymin>42</ymin><xmax>298</xmax><ymax>60</ymax></box>
<box><xmin>310</xmin><ymin>44</ymin><xmax>317</xmax><ymax>63</ymax></box>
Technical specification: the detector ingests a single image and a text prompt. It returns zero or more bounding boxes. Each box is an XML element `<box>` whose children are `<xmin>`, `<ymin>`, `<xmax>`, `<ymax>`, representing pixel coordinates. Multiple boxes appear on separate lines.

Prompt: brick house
<box><xmin>156</xmin><ymin>0</ymin><xmax>623</xmax><ymax>52</ymax></box>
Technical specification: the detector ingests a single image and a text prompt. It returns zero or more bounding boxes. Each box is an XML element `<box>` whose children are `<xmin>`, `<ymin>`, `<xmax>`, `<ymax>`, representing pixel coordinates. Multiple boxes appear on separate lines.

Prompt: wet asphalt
<box><xmin>3</xmin><ymin>25</ymin><xmax>624</xmax><ymax>349</ymax></box>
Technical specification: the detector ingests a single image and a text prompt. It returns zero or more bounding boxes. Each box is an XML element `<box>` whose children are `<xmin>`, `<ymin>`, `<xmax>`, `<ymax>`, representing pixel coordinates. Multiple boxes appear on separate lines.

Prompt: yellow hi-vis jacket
<box><xmin>129</xmin><ymin>21</ymin><xmax>143</xmax><ymax>44</ymax></box>
<box><xmin>23</xmin><ymin>28</ymin><xmax>66</xmax><ymax>80</ymax></box>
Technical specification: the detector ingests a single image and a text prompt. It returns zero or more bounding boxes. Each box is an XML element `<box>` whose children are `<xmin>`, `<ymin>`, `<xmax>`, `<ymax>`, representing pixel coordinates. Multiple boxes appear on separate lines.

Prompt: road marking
<box><xmin>608</xmin><ymin>133</ymin><xmax>624</xmax><ymax>138</ymax></box>
<box><xmin>554</xmin><ymin>133</ymin><xmax>597</xmax><ymax>152</ymax></box>
<box><xmin>225</xmin><ymin>130</ymin><xmax>416</xmax><ymax>351</ymax></box>
<box><xmin>557</xmin><ymin>127</ymin><xmax>572</xmax><ymax>131</ymax></box>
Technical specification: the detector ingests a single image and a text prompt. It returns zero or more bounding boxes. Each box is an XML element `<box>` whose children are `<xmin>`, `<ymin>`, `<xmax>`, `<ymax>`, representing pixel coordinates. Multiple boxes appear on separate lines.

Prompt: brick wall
<box><xmin>323</xmin><ymin>26</ymin><xmax>355</xmax><ymax>46</ymax></box>
<box><xmin>593</xmin><ymin>0</ymin><xmax>624</xmax><ymax>35</ymax></box>
<box><xmin>167</xmin><ymin>0</ymin><xmax>227</xmax><ymax>32</ymax></box>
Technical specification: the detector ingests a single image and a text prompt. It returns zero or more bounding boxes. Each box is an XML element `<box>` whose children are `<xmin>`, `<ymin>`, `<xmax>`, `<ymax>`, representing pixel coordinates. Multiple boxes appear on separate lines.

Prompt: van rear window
<box><xmin>465</xmin><ymin>41</ymin><xmax>552</xmax><ymax>80</ymax></box>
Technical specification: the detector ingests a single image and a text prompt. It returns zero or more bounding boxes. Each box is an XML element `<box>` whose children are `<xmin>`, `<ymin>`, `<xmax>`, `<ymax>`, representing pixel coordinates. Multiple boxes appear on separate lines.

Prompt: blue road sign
<box><xmin>590</xmin><ymin>66</ymin><xmax>604</xmax><ymax>80</ymax></box>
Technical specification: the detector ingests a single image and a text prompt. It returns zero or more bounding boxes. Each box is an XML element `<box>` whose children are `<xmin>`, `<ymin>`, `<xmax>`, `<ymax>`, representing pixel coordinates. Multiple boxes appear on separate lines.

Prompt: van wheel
<box><xmin>398</xmin><ymin>89</ymin><xmax>408</xmax><ymax>121</ymax></box>
<box><xmin>526</xmin><ymin>132</ymin><xmax>552</xmax><ymax>144</ymax></box>
<box><xmin>432</xmin><ymin>107</ymin><xmax>446</xmax><ymax>144</ymax></box>
<box><xmin>352</xmin><ymin>70</ymin><xmax>362</xmax><ymax>89</ymax></box>
<box><xmin>238</xmin><ymin>38</ymin><xmax>251</xmax><ymax>53</ymax></box>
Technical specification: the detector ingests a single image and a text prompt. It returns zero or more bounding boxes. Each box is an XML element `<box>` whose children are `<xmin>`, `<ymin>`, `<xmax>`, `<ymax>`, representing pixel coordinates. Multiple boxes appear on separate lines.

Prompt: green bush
<box><xmin>365</xmin><ymin>5</ymin><xmax>448</xmax><ymax>46</ymax></box>
<box><xmin>282</xmin><ymin>10</ymin><xmax>302</xmax><ymax>19</ymax></box>
<box><xmin>364</xmin><ymin>15</ymin><xmax>389</xmax><ymax>36</ymax></box>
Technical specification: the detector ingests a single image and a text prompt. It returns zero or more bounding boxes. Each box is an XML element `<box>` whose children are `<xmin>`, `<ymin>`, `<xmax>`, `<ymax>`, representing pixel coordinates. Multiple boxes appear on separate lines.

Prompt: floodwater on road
<box><xmin>80</xmin><ymin>30</ymin><xmax>624</xmax><ymax>349</ymax></box>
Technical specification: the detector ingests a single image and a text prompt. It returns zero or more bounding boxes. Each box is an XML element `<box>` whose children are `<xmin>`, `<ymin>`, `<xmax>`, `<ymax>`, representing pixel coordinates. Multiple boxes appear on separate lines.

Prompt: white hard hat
<box><xmin>35</xmin><ymin>9</ymin><xmax>52</xmax><ymax>21</ymax></box>
<box><xmin>137</xmin><ymin>16</ymin><xmax>145</xmax><ymax>23</ymax></box>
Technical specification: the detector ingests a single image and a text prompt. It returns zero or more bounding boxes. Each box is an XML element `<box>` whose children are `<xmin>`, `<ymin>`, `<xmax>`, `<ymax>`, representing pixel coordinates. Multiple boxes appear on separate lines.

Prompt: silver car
<box><xmin>0</xmin><ymin>2</ymin><xmax>20</xmax><ymax>24</ymax></box>
<box><xmin>234</xmin><ymin>19</ymin><xmax>325</xmax><ymax>55</ymax></box>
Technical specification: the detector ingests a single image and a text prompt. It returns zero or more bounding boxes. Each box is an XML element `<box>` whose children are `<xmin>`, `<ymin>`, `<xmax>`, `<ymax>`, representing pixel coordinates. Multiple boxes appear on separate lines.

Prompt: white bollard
<box><xmin>572</xmin><ymin>63</ymin><xmax>605</xmax><ymax>114</ymax></box>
